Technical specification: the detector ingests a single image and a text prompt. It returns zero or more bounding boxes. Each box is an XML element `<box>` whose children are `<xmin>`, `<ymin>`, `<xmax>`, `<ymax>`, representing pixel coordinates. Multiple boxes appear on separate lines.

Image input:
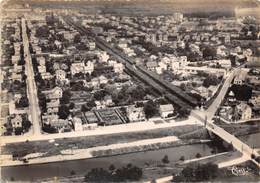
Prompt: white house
<box><xmin>73</xmin><ymin>117</ymin><xmax>83</xmax><ymax>131</ymax></box>
<box><xmin>159</xmin><ymin>104</ymin><xmax>174</xmax><ymax>118</ymax></box>
<box><xmin>98</xmin><ymin>51</ymin><xmax>109</xmax><ymax>63</ymax></box>
<box><xmin>113</xmin><ymin>63</ymin><xmax>124</xmax><ymax>74</ymax></box>
<box><xmin>11</xmin><ymin>115</ymin><xmax>23</xmax><ymax>128</ymax></box>
<box><xmin>55</xmin><ymin>69</ymin><xmax>66</xmax><ymax>81</ymax></box>
<box><xmin>236</xmin><ymin>103</ymin><xmax>252</xmax><ymax>121</ymax></box>
<box><xmin>43</xmin><ymin>87</ymin><xmax>63</xmax><ymax>100</ymax></box>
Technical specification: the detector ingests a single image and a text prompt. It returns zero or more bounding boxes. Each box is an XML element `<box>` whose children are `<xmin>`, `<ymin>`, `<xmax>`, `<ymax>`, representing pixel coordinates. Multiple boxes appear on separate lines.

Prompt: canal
<box><xmin>1</xmin><ymin>143</ymin><xmax>215</xmax><ymax>182</ymax></box>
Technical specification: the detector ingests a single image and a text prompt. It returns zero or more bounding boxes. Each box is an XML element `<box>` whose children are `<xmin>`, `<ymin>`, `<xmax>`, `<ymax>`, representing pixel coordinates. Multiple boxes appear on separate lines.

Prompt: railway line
<box><xmin>64</xmin><ymin>17</ymin><xmax>198</xmax><ymax>109</ymax></box>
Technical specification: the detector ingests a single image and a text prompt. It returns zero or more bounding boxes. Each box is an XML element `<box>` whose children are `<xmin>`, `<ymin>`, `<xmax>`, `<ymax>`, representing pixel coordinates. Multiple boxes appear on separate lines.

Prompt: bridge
<box><xmin>191</xmin><ymin>66</ymin><xmax>260</xmax><ymax>170</ymax></box>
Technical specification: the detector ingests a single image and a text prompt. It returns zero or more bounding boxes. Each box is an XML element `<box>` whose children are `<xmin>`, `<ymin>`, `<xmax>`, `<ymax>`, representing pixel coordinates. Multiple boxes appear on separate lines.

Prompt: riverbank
<box><xmin>0</xmin><ymin>135</ymin><xmax>211</xmax><ymax>167</ymax></box>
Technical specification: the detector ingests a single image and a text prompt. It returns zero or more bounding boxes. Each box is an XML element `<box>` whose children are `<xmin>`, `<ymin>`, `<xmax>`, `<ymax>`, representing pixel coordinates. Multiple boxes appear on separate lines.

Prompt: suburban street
<box><xmin>21</xmin><ymin>18</ymin><xmax>41</xmax><ymax>135</ymax></box>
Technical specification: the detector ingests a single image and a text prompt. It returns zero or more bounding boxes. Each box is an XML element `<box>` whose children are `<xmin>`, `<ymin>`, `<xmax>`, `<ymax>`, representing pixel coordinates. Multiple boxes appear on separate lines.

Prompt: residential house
<box><xmin>42</xmin><ymin>114</ymin><xmax>69</xmax><ymax>129</ymax></box>
<box><xmin>11</xmin><ymin>72</ymin><xmax>22</xmax><ymax>81</ymax></box>
<box><xmin>146</xmin><ymin>61</ymin><xmax>158</xmax><ymax>71</ymax></box>
<box><xmin>55</xmin><ymin>69</ymin><xmax>66</xmax><ymax>81</ymax></box>
<box><xmin>38</xmin><ymin>65</ymin><xmax>46</xmax><ymax>73</ymax></box>
<box><xmin>11</xmin><ymin>115</ymin><xmax>23</xmax><ymax>128</ymax></box>
<box><xmin>233</xmin><ymin>69</ymin><xmax>248</xmax><ymax>85</ymax></box>
<box><xmin>46</xmin><ymin>99</ymin><xmax>60</xmax><ymax>114</ymax></box>
<box><xmin>98</xmin><ymin>51</ymin><xmax>109</xmax><ymax>63</ymax></box>
<box><xmin>113</xmin><ymin>62</ymin><xmax>124</xmax><ymax>74</ymax></box>
<box><xmin>99</xmin><ymin>75</ymin><xmax>108</xmax><ymax>84</ymax></box>
<box><xmin>236</xmin><ymin>103</ymin><xmax>252</xmax><ymax>121</ymax></box>
<box><xmin>73</xmin><ymin>117</ymin><xmax>83</xmax><ymax>131</ymax></box>
<box><xmin>88</xmin><ymin>42</ymin><xmax>96</xmax><ymax>50</ymax></box>
<box><xmin>37</xmin><ymin>57</ymin><xmax>46</xmax><ymax>66</ymax></box>
<box><xmin>159</xmin><ymin>104</ymin><xmax>174</xmax><ymax>118</ymax></box>
<box><xmin>12</xmin><ymin>55</ymin><xmax>20</xmax><ymax>65</ymax></box>
<box><xmin>70</xmin><ymin>62</ymin><xmax>94</xmax><ymax>76</ymax></box>
<box><xmin>43</xmin><ymin>87</ymin><xmax>63</xmax><ymax>100</ymax></box>
<box><xmin>41</xmin><ymin>72</ymin><xmax>53</xmax><ymax>80</ymax></box>
<box><xmin>103</xmin><ymin>95</ymin><xmax>113</xmax><ymax>106</ymax></box>
<box><xmin>126</xmin><ymin>106</ymin><xmax>146</xmax><ymax>122</ymax></box>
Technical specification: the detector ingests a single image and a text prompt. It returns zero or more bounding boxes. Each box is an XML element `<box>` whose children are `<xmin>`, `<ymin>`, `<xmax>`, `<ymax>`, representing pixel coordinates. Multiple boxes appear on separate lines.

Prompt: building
<box><xmin>43</xmin><ymin>87</ymin><xmax>63</xmax><ymax>100</ymax></box>
<box><xmin>46</xmin><ymin>99</ymin><xmax>60</xmax><ymax>114</ymax></box>
<box><xmin>73</xmin><ymin>117</ymin><xmax>83</xmax><ymax>131</ymax></box>
<box><xmin>103</xmin><ymin>95</ymin><xmax>113</xmax><ymax>106</ymax></box>
<box><xmin>99</xmin><ymin>75</ymin><xmax>108</xmax><ymax>84</ymax></box>
<box><xmin>70</xmin><ymin>62</ymin><xmax>94</xmax><ymax>76</ymax></box>
<box><xmin>88</xmin><ymin>42</ymin><xmax>96</xmax><ymax>50</ymax></box>
<box><xmin>38</xmin><ymin>65</ymin><xmax>46</xmax><ymax>73</ymax></box>
<box><xmin>159</xmin><ymin>104</ymin><xmax>174</xmax><ymax>118</ymax></box>
<box><xmin>146</xmin><ymin>61</ymin><xmax>158</xmax><ymax>71</ymax></box>
<box><xmin>55</xmin><ymin>69</ymin><xmax>66</xmax><ymax>81</ymax></box>
<box><xmin>12</xmin><ymin>55</ymin><xmax>20</xmax><ymax>65</ymax></box>
<box><xmin>233</xmin><ymin>69</ymin><xmax>248</xmax><ymax>85</ymax></box>
<box><xmin>126</xmin><ymin>106</ymin><xmax>145</xmax><ymax>122</ymax></box>
<box><xmin>236</xmin><ymin>103</ymin><xmax>252</xmax><ymax>121</ymax></box>
<box><xmin>11</xmin><ymin>115</ymin><xmax>23</xmax><ymax>128</ymax></box>
<box><xmin>98</xmin><ymin>51</ymin><xmax>109</xmax><ymax>63</ymax></box>
<box><xmin>42</xmin><ymin>114</ymin><xmax>69</xmax><ymax>129</ymax></box>
<box><xmin>113</xmin><ymin>62</ymin><xmax>124</xmax><ymax>74</ymax></box>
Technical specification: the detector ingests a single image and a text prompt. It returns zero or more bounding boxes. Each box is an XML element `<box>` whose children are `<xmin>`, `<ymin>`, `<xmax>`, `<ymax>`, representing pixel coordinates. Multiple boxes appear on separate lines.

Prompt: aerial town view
<box><xmin>0</xmin><ymin>0</ymin><xmax>260</xmax><ymax>182</ymax></box>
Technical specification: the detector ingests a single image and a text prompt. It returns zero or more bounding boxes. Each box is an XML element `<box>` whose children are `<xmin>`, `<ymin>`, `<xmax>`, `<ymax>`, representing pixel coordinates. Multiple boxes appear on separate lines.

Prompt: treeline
<box><xmin>85</xmin><ymin>163</ymin><xmax>142</xmax><ymax>182</ymax></box>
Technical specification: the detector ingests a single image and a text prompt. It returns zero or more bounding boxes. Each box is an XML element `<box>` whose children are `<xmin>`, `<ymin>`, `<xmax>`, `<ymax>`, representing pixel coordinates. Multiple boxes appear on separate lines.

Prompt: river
<box><xmin>1</xmin><ymin>143</ymin><xmax>215</xmax><ymax>182</ymax></box>
<box><xmin>241</xmin><ymin>132</ymin><xmax>260</xmax><ymax>148</ymax></box>
<box><xmin>2</xmin><ymin>132</ymin><xmax>260</xmax><ymax>182</ymax></box>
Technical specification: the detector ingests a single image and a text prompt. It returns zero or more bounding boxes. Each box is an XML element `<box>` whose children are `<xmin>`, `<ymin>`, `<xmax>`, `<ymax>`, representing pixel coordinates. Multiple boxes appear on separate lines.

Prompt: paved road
<box><xmin>0</xmin><ymin>116</ymin><xmax>198</xmax><ymax>145</ymax></box>
<box><xmin>21</xmin><ymin>18</ymin><xmax>41</xmax><ymax>135</ymax></box>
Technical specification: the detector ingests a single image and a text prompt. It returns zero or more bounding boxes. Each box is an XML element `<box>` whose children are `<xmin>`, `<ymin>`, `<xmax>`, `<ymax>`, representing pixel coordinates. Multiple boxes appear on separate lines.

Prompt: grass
<box><xmin>3</xmin><ymin>125</ymin><xmax>201</xmax><ymax>158</ymax></box>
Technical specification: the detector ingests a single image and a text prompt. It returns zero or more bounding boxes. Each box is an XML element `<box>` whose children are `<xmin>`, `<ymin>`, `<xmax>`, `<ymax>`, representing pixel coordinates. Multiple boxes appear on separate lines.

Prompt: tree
<box><xmin>22</xmin><ymin>120</ymin><xmax>32</xmax><ymax>131</ymax></box>
<box><xmin>42</xmin><ymin>124</ymin><xmax>57</xmax><ymax>133</ymax></box>
<box><xmin>173</xmin><ymin>163</ymin><xmax>219</xmax><ymax>182</ymax></box>
<box><xmin>38</xmin><ymin>92</ymin><xmax>47</xmax><ymax>113</ymax></box>
<box><xmin>179</xmin><ymin>156</ymin><xmax>185</xmax><ymax>161</ymax></box>
<box><xmin>14</xmin><ymin>127</ymin><xmax>23</xmax><ymax>135</ymax></box>
<box><xmin>74</xmin><ymin>34</ymin><xmax>81</xmax><ymax>43</ymax></box>
<box><xmin>109</xmin><ymin>164</ymin><xmax>116</xmax><ymax>172</ymax></box>
<box><xmin>230</xmin><ymin>84</ymin><xmax>252</xmax><ymax>101</ymax></box>
<box><xmin>203</xmin><ymin>75</ymin><xmax>220</xmax><ymax>88</ymax></box>
<box><xmin>85</xmin><ymin>168</ymin><xmax>111</xmax><ymax>182</ymax></box>
<box><xmin>144</xmin><ymin>100</ymin><xmax>158</xmax><ymax>119</ymax></box>
<box><xmin>178</xmin><ymin>108</ymin><xmax>190</xmax><ymax>118</ymax></box>
<box><xmin>94</xmin><ymin>90</ymin><xmax>107</xmax><ymax>101</ymax></box>
<box><xmin>60</xmin><ymin>89</ymin><xmax>72</xmax><ymax>104</ymax></box>
<box><xmin>35</xmin><ymin>25</ymin><xmax>50</xmax><ymax>38</ymax></box>
<box><xmin>162</xmin><ymin>155</ymin><xmax>170</xmax><ymax>164</ymax></box>
<box><xmin>69</xmin><ymin>102</ymin><xmax>75</xmax><ymax>110</ymax></box>
<box><xmin>70</xmin><ymin>170</ymin><xmax>76</xmax><ymax>176</ymax></box>
<box><xmin>16</xmin><ymin>96</ymin><xmax>29</xmax><ymax>108</ymax></box>
<box><xmin>58</xmin><ymin>105</ymin><xmax>70</xmax><ymax>119</ymax></box>
<box><xmin>195</xmin><ymin>153</ymin><xmax>202</xmax><ymax>159</ymax></box>
<box><xmin>81</xmin><ymin>104</ymin><xmax>90</xmax><ymax>112</ymax></box>
<box><xmin>180</xmin><ymin>83</ymin><xmax>186</xmax><ymax>91</ymax></box>
<box><xmin>202</xmin><ymin>46</ymin><xmax>216</xmax><ymax>60</ymax></box>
